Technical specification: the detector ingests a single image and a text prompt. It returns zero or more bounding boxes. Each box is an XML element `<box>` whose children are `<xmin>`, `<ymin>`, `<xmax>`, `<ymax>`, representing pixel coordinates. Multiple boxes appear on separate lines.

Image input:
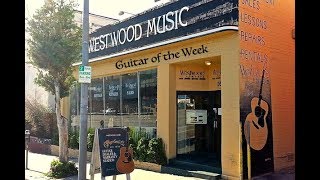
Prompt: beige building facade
<box><xmin>66</xmin><ymin>0</ymin><xmax>295</xmax><ymax>179</ymax></box>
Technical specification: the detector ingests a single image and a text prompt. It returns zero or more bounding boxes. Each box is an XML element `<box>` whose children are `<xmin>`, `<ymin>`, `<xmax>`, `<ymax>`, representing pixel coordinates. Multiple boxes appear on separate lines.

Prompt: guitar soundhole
<box><xmin>127</xmin><ymin>155</ymin><xmax>132</xmax><ymax>161</ymax></box>
<box><xmin>254</xmin><ymin>106</ymin><xmax>265</xmax><ymax>127</ymax></box>
<box><xmin>254</xmin><ymin>106</ymin><xmax>262</xmax><ymax>117</ymax></box>
<box><xmin>124</xmin><ymin>152</ymin><xmax>132</xmax><ymax>162</ymax></box>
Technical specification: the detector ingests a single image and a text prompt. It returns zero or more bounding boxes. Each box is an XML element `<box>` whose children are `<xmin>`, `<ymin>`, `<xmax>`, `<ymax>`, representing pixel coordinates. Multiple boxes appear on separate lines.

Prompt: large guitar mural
<box><xmin>240</xmin><ymin>62</ymin><xmax>274</xmax><ymax>178</ymax></box>
<box><xmin>244</xmin><ymin>68</ymin><xmax>268</xmax><ymax>151</ymax></box>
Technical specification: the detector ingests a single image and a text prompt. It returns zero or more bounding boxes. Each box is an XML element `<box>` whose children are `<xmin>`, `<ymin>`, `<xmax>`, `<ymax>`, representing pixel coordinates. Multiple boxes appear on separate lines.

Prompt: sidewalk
<box><xmin>25</xmin><ymin>150</ymin><xmax>205</xmax><ymax>180</ymax></box>
<box><xmin>25</xmin><ymin>151</ymin><xmax>294</xmax><ymax>180</ymax></box>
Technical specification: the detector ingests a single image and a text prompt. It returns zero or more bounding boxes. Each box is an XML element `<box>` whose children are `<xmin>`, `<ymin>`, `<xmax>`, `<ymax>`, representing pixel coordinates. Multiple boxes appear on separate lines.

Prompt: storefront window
<box><xmin>87</xmin><ymin>78</ymin><xmax>104</xmax><ymax>128</ymax></box>
<box><xmin>139</xmin><ymin>69</ymin><xmax>157</xmax><ymax>138</ymax></box>
<box><xmin>121</xmin><ymin>73</ymin><xmax>138</xmax><ymax>127</ymax></box>
<box><xmin>70</xmin><ymin>83</ymin><xmax>80</xmax><ymax>117</ymax></box>
<box><xmin>88</xmin><ymin>78</ymin><xmax>104</xmax><ymax>114</ymax></box>
<box><xmin>69</xmin><ymin>83</ymin><xmax>81</xmax><ymax>130</ymax></box>
<box><xmin>104</xmin><ymin>75</ymin><xmax>121</xmax><ymax>127</ymax></box>
<box><xmin>70</xmin><ymin>69</ymin><xmax>157</xmax><ymax>138</ymax></box>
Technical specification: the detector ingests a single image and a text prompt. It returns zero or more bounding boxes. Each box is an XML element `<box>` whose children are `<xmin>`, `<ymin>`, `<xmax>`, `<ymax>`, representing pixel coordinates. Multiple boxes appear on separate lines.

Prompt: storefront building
<box><xmin>64</xmin><ymin>0</ymin><xmax>295</xmax><ymax>179</ymax></box>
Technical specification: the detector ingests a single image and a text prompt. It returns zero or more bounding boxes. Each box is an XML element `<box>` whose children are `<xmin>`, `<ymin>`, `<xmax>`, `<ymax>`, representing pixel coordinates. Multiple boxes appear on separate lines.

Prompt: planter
<box><xmin>133</xmin><ymin>160</ymin><xmax>162</xmax><ymax>172</ymax></box>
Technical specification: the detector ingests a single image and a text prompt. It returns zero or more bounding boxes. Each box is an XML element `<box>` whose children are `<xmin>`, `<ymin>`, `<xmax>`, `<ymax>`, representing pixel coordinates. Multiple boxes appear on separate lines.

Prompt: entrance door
<box><xmin>176</xmin><ymin>91</ymin><xmax>221</xmax><ymax>167</ymax></box>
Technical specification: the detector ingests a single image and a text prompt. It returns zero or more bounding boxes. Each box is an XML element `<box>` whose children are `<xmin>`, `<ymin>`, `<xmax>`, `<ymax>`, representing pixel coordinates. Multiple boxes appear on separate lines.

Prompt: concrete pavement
<box><xmin>25</xmin><ymin>150</ymin><xmax>205</xmax><ymax>180</ymax></box>
<box><xmin>25</xmin><ymin>151</ymin><xmax>294</xmax><ymax>180</ymax></box>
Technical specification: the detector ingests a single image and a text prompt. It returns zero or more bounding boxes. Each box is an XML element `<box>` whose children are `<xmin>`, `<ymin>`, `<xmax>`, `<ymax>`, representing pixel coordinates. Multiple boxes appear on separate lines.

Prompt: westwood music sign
<box><xmin>89</xmin><ymin>6</ymin><xmax>189</xmax><ymax>54</ymax></box>
<box><xmin>88</xmin><ymin>0</ymin><xmax>239</xmax><ymax>59</ymax></box>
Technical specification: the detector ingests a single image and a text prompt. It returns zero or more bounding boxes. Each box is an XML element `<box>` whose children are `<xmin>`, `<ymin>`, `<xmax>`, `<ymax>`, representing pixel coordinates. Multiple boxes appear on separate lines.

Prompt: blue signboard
<box><xmin>98</xmin><ymin>127</ymin><xmax>134</xmax><ymax>177</ymax></box>
<box><xmin>89</xmin><ymin>0</ymin><xmax>238</xmax><ymax>59</ymax></box>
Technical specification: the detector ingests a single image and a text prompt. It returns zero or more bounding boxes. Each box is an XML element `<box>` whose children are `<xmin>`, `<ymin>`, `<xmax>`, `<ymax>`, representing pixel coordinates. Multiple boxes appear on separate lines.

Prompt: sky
<box><xmin>25</xmin><ymin>0</ymin><xmax>170</xmax><ymax>104</ymax></box>
<box><xmin>25</xmin><ymin>0</ymin><xmax>171</xmax><ymax>21</ymax></box>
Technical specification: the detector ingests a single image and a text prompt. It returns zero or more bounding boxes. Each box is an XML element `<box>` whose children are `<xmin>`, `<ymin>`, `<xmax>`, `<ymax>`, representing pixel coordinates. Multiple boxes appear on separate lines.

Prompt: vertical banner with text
<box><xmin>239</xmin><ymin>0</ymin><xmax>276</xmax><ymax>177</ymax></box>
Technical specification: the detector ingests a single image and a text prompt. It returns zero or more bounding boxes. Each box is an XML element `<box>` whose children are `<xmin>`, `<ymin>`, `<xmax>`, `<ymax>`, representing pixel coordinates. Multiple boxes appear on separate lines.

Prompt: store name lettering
<box><xmin>89</xmin><ymin>6</ymin><xmax>189</xmax><ymax>53</ymax></box>
<box><xmin>179</xmin><ymin>70</ymin><xmax>206</xmax><ymax>80</ymax></box>
<box><xmin>115</xmin><ymin>44</ymin><xmax>209</xmax><ymax>69</ymax></box>
<box><xmin>180</xmin><ymin>71</ymin><xmax>205</xmax><ymax>76</ymax></box>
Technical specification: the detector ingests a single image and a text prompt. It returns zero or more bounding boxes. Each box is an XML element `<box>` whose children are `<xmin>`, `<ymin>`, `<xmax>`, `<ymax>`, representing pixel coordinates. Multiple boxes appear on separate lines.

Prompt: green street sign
<box><xmin>79</xmin><ymin>65</ymin><xmax>91</xmax><ymax>83</ymax></box>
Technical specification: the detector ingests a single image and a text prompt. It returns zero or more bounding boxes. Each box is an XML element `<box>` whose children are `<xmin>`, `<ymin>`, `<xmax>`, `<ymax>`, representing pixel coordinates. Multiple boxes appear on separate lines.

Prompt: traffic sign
<box><xmin>79</xmin><ymin>65</ymin><xmax>91</xmax><ymax>83</ymax></box>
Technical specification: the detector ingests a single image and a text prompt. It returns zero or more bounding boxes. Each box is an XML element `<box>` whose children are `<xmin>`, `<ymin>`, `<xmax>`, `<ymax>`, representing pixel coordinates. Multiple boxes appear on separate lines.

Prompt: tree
<box><xmin>26</xmin><ymin>0</ymin><xmax>81</xmax><ymax>162</ymax></box>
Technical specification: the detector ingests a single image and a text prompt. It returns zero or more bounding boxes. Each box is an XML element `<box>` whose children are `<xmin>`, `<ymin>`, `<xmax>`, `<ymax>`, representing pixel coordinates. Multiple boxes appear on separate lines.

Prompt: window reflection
<box><xmin>88</xmin><ymin>78</ymin><xmax>104</xmax><ymax>114</ymax></box>
<box><xmin>105</xmin><ymin>75</ymin><xmax>120</xmax><ymax>115</ymax></box>
<box><xmin>139</xmin><ymin>69</ymin><xmax>157</xmax><ymax>137</ymax></box>
<box><xmin>70</xmin><ymin>68</ymin><xmax>158</xmax><ymax>138</ymax></box>
<box><xmin>122</xmin><ymin>73</ymin><xmax>138</xmax><ymax>115</ymax></box>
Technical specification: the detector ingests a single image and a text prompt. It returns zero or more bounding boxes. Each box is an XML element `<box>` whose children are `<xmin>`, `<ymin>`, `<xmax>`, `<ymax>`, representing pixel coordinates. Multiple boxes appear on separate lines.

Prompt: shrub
<box><xmin>136</xmin><ymin>137</ymin><xmax>150</xmax><ymax>162</ymax></box>
<box><xmin>147</xmin><ymin>138</ymin><xmax>167</xmax><ymax>165</ymax></box>
<box><xmin>51</xmin><ymin>132</ymin><xmax>59</xmax><ymax>146</ymax></box>
<box><xmin>46</xmin><ymin>160</ymin><xmax>78</xmax><ymax>178</ymax></box>
<box><xmin>87</xmin><ymin>133</ymin><xmax>94</xmax><ymax>152</ymax></box>
<box><xmin>129</xmin><ymin>127</ymin><xmax>148</xmax><ymax>159</ymax></box>
<box><xmin>25</xmin><ymin>97</ymin><xmax>57</xmax><ymax>139</ymax></box>
<box><xmin>128</xmin><ymin>128</ymin><xmax>167</xmax><ymax>165</ymax></box>
<box><xmin>51</xmin><ymin>127</ymin><xmax>96</xmax><ymax>151</ymax></box>
<box><xmin>68</xmin><ymin>129</ymin><xmax>79</xmax><ymax>149</ymax></box>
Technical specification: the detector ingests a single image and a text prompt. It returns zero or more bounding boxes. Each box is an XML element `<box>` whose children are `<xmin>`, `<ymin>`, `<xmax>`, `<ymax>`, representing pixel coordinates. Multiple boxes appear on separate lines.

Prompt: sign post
<box><xmin>78</xmin><ymin>0</ymin><xmax>90</xmax><ymax>179</ymax></box>
<box><xmin>25</xmin><ymin>130</ymin><xmax>30</xmax><ymax>170</ymax></box>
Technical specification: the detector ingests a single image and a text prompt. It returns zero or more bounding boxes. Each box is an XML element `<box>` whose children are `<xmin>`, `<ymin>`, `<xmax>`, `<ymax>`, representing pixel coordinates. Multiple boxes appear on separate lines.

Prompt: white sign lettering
<box><xmin>89</xmin><ymin>6</ymin><xmax>189</xmax><ymax>53</ymax></box>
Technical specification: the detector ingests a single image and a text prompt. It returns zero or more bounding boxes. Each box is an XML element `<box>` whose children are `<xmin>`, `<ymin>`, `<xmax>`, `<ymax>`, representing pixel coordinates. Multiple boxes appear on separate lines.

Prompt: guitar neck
<box><xmin>258</xmin><ymin>69</ymin><xmax>265</xmax><ymax>106</ymax></box>
<box><xmin>126</xmin><ymin>127</ymin><xmax>129</xmax><ymax>148</ymax></box>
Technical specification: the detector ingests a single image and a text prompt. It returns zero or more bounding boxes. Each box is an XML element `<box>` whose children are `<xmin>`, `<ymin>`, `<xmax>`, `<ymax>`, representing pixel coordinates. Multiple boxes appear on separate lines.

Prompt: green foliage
<box><xmin>26</xmin><ymin>0</ymin><xmax>81</xmax><ymax>162</ymax></box>
<box><xmin>67</xmin><ymin>127</ymin><xmax>95</xmax><ymax>151</ymax></box>
<box><xmin>87</xmin><ymin>128</ymin><xmax>95</xmax><ymax>152</ymax></box>
<box><xmin>52</xmin><ymin>132</ymin><xmax>59</xmax><ymax>145</ymax></box>
<box><xmin>129</xmin><ymin>128</ymin><xmax>148</xmax><ymax>159</ymax></box>
<box><xmin>26</xmin><ymin>0</ymin><xmax>81</xmax><ymax>98</ymax></box>
<box><xmin>128</xmin><ymin>128</ymin><xmax>167</xmax><ymax>165</ymax></box>
<box><xmin>135</xmin><ymin>137</ymin><xmax>150</xmax><ymax>162</ymax></box>
<box><xmin>46</xmin><ymin>159</ymin><xmax>78</xmax><ymax>178</ymax></box>
<box><xmin>147</xmin><ymin>138</ymin><xmax>167</xmax><ymax>165</ymax></box>
<box><xmin>88</xmin><ymin>127</ymin><xmax>95</xmax><ymax>135</ymax></box>
<box><xmin>68</xmin><ymin>129</ymin><xmax>79</xmax><ymax>149</ymax></box>
<box><xmin>25</xmin><ymin>97</ymin><xmax>57</xmax><ymax>139</ymax></box>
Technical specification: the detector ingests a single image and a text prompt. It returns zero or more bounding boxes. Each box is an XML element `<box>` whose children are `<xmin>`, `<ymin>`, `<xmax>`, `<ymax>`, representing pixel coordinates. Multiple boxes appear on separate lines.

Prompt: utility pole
<box><xmin>78</xmin><ymin>0</ymin><xmax>89</xmax><ymax>179</ymax></box>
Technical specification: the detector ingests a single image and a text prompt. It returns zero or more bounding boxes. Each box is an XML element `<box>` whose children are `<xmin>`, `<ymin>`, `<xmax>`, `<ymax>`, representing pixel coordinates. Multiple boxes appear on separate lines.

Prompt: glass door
<box><xmin>176</xmin><ymin>91</ymin><xmax>221</xmax><ymax>165</ymax></box>
<box><xmin>177</xmin><ymin>94</ymin><xmax>196</xmax><ymax>157</ymax></box>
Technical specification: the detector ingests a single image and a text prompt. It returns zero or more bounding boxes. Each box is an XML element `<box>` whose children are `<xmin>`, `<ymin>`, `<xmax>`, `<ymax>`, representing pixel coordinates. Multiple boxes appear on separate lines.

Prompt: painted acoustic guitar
<box><xmin>116</xmin><ymin>128</ymin><xmax>134</xmax><ymax>174</ymax></box>
<box><xmin>244</xmin><ymin>67</ymin><xmax>269</xmax><ymax>151</ymax></box>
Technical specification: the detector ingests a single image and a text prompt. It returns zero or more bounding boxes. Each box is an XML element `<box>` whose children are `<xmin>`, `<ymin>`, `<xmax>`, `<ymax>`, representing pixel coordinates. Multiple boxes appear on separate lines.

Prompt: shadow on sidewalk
<box><xmin>26</xmin><ymin>169</ymin><xmax>45</xmax><ymax>174</ymax></box>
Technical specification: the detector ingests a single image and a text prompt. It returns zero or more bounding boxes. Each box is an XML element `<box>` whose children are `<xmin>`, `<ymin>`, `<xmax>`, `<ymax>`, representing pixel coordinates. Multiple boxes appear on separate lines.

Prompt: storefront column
<box><xmin>220</xmin><ymin>34</ymin><xmax>241</xmax><ymax>179</ymax></box>
<box><xmin>157</xmin><ymin>63</ymin><xmax>176</xmax><ymax>160</ymax></box>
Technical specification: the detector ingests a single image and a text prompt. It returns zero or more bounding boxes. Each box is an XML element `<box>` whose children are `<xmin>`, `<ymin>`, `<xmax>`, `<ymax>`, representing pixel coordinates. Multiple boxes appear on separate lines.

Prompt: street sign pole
<box><xmin>78</xmin><ymin>0</ymin><xmax>89</xmax><ymax>179</ymax></box>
